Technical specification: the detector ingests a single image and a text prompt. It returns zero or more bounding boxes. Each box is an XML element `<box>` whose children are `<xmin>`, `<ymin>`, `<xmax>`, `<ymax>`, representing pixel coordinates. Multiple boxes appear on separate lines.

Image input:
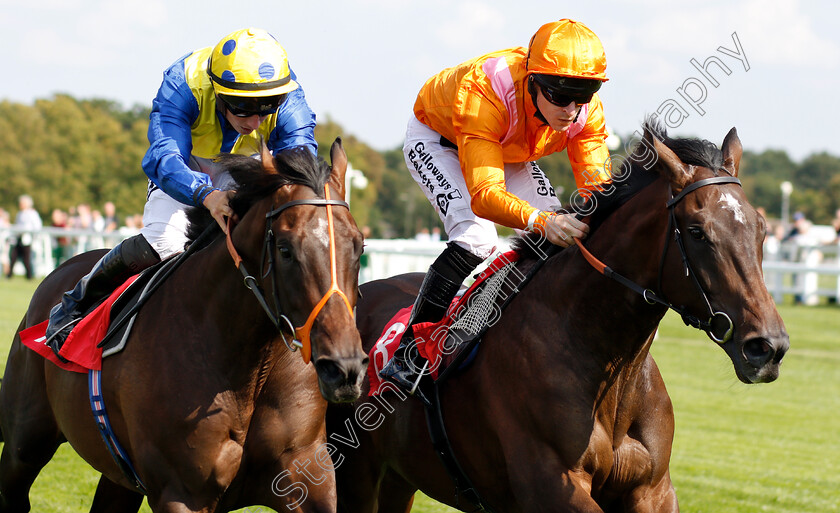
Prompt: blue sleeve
<box><xmin>141</xmin><ymin>55</ymin><xmax>215</xmax><ymax>207</ymax></box>
<box><xmin>267</xmin><ymin>66</ymin><xmax>318</xmax><ymax>155</ymax></box>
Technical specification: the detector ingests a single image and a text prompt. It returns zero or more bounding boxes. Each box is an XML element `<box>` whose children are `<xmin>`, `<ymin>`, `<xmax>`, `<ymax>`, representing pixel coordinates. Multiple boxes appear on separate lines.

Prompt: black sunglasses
<box><xmin>220</xmin><ymin>93</ymin><xmax>287</xmax><ymax>118</ymax></box>
<box><xmin>539</xmin><ymin>85</ymin><xmax>593</xmax><ymax>108</ymax></box>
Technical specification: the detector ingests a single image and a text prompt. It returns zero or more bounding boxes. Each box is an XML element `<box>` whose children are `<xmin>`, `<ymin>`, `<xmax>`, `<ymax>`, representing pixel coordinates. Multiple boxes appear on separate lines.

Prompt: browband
<box><xmin>266</xmin><ymin>199</ymin><xmax>349</xmax><ymax>219</ymax></box>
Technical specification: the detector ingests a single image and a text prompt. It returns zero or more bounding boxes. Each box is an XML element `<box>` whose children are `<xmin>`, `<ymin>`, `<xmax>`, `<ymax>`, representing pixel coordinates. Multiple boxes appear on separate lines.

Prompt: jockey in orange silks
<box><xmin>381</xmin><ymin>19</ymin><xmax>613</xmax><ymax>400</ymax></box>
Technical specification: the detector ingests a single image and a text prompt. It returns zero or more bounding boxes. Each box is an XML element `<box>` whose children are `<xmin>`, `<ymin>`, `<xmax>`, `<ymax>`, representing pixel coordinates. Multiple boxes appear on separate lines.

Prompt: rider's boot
<box><xmin>380</xmin><ymin>242</ymin><xmax>483</xmax><ymax>402</ymax></box>
<box><xmin>46</xmin><ymin>234</ymin><xmax>160</xmax><ymax>359</ymax></box>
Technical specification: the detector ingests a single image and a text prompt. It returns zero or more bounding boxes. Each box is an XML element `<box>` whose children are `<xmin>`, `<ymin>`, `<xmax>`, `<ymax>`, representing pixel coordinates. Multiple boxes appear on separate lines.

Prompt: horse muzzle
<box><xmin>314</xmin><ymin>354</ymin><xmax>369</xmax><ymax>403</ymax></box>
<box><xmin>731</xmin><ymin>333</ymin><xmax>790</xmax><ymax>384</ymax></box>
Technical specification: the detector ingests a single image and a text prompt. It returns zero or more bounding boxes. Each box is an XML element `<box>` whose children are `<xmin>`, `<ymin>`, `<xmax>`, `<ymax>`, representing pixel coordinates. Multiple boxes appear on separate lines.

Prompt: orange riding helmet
<box><xmin>526</xmin><ymin>19</ymin><xmax>608</xmax><ymax>108</ymax></box>
<box><xmin>526</xmin><ymin>19</ymin><xmax>608</xmax><ymax>81</ymax></box>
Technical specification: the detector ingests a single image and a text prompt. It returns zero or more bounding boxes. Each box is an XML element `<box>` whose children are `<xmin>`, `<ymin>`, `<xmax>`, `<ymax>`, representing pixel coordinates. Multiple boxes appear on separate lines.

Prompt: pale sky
<box><xmin>2</xmin><ymin>0</ymin><xmax>838</xmax><ymax>161</ymax></box>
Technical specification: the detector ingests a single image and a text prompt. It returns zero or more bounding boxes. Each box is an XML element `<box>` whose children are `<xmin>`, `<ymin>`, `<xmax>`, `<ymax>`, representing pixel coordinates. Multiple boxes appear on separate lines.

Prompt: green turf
<box><xmin>0</xmin><ymin>279</ymin><xmax>837</xmax><ymax>512</ymax></box>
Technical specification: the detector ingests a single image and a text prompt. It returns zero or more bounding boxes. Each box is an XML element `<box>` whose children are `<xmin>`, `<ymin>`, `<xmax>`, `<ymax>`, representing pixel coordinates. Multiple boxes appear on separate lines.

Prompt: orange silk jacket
<box><xmin>414</xmin><ymin>47</ymin><xmax>611</xmax><ymax>229</ymax></box>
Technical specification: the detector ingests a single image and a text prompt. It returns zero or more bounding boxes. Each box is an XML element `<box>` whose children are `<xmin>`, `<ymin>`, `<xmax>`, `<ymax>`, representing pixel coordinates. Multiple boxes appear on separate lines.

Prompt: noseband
<box><xmin>226</xmin><ymin>184</ymin><xmax>354</xmax><ymax>363</ymax></box>
<box><xmin>577</xmin><ymin>175</ymin><xmax>741</xmax><ymax>344</ymax></box>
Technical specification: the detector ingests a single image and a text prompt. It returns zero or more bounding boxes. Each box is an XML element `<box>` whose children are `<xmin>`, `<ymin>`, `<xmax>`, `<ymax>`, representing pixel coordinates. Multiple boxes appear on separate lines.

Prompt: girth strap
<box><xmin>425</xmin><ymin>384</ymin><xmax>497</xmax><ymax>513</ymax></box>
<box><xmin>421</xmin><ymin>246</ymin><xmax>561</xmax><ymax>513</ymax></box>
<box><xmin>89</xmin><ymin>369</ymin><xmax>147</xmax><ymax>493</ymax></box>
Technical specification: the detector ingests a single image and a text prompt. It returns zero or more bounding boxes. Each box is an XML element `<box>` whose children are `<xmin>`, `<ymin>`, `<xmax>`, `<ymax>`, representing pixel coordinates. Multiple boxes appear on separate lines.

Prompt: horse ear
<box><xmin>645</xmin><ymin>127</ymin><xmax>692</xmax><ymax>190</ymax></box>
<box><xmin>721</xmin><ymin>127</ymin><xmax>742</xmax><ymax>177</ymax></box>
<box><xmin>329</xmin><ymin>137</ymin><xmax>348</xmax><ymax>198</ymax></box>
<box><xmin>260</xmin><ymin>138</ymin><xmax>277</xmax><ymax>174</ymax></box>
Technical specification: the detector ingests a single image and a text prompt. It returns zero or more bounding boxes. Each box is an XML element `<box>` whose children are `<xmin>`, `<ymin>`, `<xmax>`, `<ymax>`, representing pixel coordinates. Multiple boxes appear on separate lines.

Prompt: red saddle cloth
<box><xmin>19</xmin><ymin>276</ymin><xmax>140</xmax><ymax>373</ymax></box>
<box><xmin>367</xmin><ymin>250</ymin><xmax>520</xmax><ymax>396</ymax></box>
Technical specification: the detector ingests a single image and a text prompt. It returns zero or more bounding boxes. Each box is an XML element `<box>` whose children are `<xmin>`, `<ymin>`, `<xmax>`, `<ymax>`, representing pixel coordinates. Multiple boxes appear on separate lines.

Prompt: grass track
<box><xmin>0</xmin><ymin>278</ymin><xmax>837</xmax><ymax>512</ymax></box>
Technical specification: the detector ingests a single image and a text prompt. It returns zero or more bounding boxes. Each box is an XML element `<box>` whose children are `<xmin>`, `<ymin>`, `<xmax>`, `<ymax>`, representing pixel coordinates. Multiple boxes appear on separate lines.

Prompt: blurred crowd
<box><xmin>758</xmin><ymin>207</ymin><xmax>840</xmax><ymax>256</ymax></box>
<box><xmin>1</xmin><ymin>195</ymin><xmax>143</xmax><ymax>279</ymax></box>
<box><xmin>2</xmin><ymin>193</ymin><xmax>840</xmax><ymax>281</ymax></box>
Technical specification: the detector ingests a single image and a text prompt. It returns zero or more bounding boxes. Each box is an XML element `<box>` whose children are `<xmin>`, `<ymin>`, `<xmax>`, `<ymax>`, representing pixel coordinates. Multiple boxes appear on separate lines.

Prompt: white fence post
<box><xmin>800</xmin><ymin>248</ymin><xmax>823</xmax><ymax>306</ymax></box>
<box><xmin>4</xmin><ymin>226</ymin><xmax>133</xmax><ymax>279</ymax></box>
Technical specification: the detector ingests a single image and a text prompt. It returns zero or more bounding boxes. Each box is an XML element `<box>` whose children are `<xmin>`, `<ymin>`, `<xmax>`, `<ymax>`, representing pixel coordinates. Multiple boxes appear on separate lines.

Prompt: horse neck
<box><xmin>184</xmin><ymin>236</ymin><xmax>289</xmax><ymax>376</ymax></box>
<box><xmin>521</xmin><ymin>180</ymin><xmax>672</xmax><ymax>375</ymax></box>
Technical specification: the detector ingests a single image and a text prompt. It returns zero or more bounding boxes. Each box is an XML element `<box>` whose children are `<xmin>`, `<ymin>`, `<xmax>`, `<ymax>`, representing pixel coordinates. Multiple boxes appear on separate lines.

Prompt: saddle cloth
<box><xmin>367</xmin><ymin>250</ymin><xmax>521</xmax><ymax>396</ymax></box>
<box><xmin>19</xmin><ymin>252</ymin><xmax>183</xmax><ymax>372</ymax></box>
<box><xmin>20</xmin><ymin>275</ymin><xmax>141</xmax><ymax>373</ymax></box>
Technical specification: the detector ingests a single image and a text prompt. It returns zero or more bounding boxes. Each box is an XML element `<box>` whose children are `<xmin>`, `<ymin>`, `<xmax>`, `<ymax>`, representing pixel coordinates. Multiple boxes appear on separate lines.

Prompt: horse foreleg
<box><xmin>89</xmin><ymin>475</ymin><xmax>144</xmax><ymax>513</ymax></box>
<box><xmin>506</xmin><ymin>448</ymin><xmax>606</xmax><ymax>513</ymax></box>
<box><xmin>147</xmin><ymin>492</ymin><xmax>220</xmax><ymax>513</ymax></box>
<box><xmin>0</xmin><ymin>339</ymin><xmax>63</xmax><ymax>513</ymax></box>
<box><xmin>0</xmin><ymin>440</ymin><xmax>61</xmax><ymax>513</ymax></box>
<box><xmin>247</xmin><ymin>447</ymin><xmax>338</xmax><ymax>513</ymax></box>
<box><xmin>375</xmin><ymin>470</ymin><xmax>416</xmax><ymax>513</ymax></box>
<box><xmin>520</xmin><ymin>473</ymin><xmax>605</xmax><ymax>513</ymax></box>
<box><xmin>336</xmin><ymin>463</ymin><xmax>415</xmax><ymax>513</ymax></box>
<box><xmin>622</xmin><ymin>470</ymin><xmax>679</xmax><ymax>513</ymax></box>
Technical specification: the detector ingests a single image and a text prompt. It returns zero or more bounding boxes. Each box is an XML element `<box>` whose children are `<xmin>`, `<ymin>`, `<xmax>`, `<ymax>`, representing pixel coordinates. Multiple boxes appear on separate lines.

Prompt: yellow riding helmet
<box><xmin>526</xmin><ymin>19</ymin><xmax>608</xmax><ymax>82</ymax></box>
<box><xmin>207</xmin><ymin>28</ymin><xmax>299</xmax><ymax>98</ymax></box>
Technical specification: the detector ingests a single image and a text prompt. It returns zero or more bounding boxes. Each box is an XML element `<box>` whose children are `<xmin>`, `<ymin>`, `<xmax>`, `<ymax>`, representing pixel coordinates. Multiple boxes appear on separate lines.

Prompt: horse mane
<box><xmin>512</xmin><ymin>116</ymin><xmax>725</xmax><ymax>261</ymax></box>
<box><xmin>184</xmin><ymin>147</ymin><xmax>331</xmax><ymax>248</ymax></box>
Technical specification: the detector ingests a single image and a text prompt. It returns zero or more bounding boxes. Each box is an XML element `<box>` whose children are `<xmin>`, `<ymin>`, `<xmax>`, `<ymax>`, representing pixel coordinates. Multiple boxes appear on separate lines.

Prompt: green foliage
<box><xmin>315</xmin><ymin>117</ymin><xmax>439</xmax><ymax>238</ymax></box>
<box><xmin>1</xmin><ymin>95</ymin><xmax>838</xmax><ymax>237</ymax></box>
<box><xmin>737</xmin><ymin>149</ymin><xmax>797</xmax><ymax>218</ymax></box>
<box><xmin>735</xmin><ymin>149</ymin><xmax>840</xmax><ymax>224</ymax></box>
<box><xmin>0</xmin><ymin>95</ymin><xmax>150</xmax><ymax>222</ymax></box>
<box><xmin>609</xmin><ymin>129</ymin><xmax>840</xmax><ymax>225</ymax></box>
<box><xmin>791</xmin><ymin>153</ymin><xmax>840</xmax><ymax>223</ymax></box>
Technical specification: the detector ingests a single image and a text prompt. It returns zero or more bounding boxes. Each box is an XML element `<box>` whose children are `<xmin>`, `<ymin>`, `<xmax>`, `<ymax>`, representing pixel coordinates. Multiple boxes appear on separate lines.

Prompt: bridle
<box><xmin>576</xmin><ymin>175</ymin><xmax>742</xmax><ymax>344</ymax></box>
<box><xmin>225</xmin><ymin>184</ymin><xmax>354</xmax><ymax>363</ymax></box>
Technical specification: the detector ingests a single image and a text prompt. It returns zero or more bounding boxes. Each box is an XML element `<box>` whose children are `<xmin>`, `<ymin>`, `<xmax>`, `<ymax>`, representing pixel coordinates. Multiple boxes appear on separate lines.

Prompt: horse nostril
<box><xmin>314</xmin><ymin>357</ymin><xmax>369</xmax><ymax>385</ymax></box>
<box><xmin>341</xmin><ymin>358</ymin><xmax>366</xmax><ymax>385</ymax></box>
<box><xmin>314</xmin><ymin>358</ymin><xmax>345</xmax><ymax>384</ymax></box>
<box><xmin>743</xmin><ymin>338</ymin><xmax>772</xmax><ymax>366</ymax></box>
<box><xmin>352</xmin><ymin>357</ymin><xmax>369</xmax><ymax>382</ymax></box>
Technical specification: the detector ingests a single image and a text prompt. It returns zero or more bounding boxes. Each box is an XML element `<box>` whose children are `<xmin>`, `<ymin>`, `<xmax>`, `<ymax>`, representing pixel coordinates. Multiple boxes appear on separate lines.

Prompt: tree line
<box><xmin>1</xmin><ymin>95</ymin><xmax>838</xmax><ymax>238</ymax></box>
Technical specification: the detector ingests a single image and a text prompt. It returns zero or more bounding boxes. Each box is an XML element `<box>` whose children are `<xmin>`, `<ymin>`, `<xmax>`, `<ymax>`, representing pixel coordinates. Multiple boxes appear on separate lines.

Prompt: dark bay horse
<box><xmin>0</xmin><ymin>140</ymin><xmax>368</xmax><ymax>512</ymax></box>
<box><xmin>327</xmin><ymin>124</ymin><xmax>790</xmax><ymax>512</ymax></box>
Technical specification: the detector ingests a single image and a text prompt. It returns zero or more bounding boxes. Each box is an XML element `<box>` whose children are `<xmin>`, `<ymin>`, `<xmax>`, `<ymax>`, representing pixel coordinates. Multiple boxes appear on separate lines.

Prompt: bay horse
<box><xmin>0</xmin><ymin>140</ymin><xmax>368</xmax><ymax>512</ymax></box>
<box><xmin>327</xmin><ymin>124</ymin><xmax>790</xmax><ymax>512</ymax></box>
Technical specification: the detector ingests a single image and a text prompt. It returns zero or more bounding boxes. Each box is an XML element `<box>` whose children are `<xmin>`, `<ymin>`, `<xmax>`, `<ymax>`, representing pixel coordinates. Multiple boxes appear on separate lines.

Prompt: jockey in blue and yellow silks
<box><xmin>46</xmin><ymin>28</ymin><xmax>317</xmax><ymax>357</ymax></box>
<box><xmin>143</xmin><ymin>35</ymin><xmax>316</xmax><ymax>212</ymax></box>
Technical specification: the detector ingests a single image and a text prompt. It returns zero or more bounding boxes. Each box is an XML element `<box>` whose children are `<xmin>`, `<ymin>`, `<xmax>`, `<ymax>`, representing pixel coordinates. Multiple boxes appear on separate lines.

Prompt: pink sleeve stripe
<box><xmin>482</xmin><ymin>57</ymin><xmax>518</xmax><ymax>145</ymax></box>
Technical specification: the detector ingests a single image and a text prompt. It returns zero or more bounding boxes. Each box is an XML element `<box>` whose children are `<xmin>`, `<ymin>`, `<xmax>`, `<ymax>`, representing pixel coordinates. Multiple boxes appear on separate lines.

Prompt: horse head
<box><xmin>643</xmin><ymin>125</ymin><xmax>790</xmax><ymax>383</ymax></box>
<box><xmin>222</xmin><ymin>139</ymin><xmax>367</xmax><ymax>402</ymax></box>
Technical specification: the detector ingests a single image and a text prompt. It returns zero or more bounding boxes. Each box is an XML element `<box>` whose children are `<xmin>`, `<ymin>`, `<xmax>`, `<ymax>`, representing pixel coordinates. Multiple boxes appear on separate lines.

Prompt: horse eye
<box><xmin>277</xmin><ymin>245</ymin><xmax>293</xmax><ymax>260</ymax></box>
<box><xmin>688</xmin><ymin>227</ymin><xmax>706</xmax><ymax>241</ymax></box>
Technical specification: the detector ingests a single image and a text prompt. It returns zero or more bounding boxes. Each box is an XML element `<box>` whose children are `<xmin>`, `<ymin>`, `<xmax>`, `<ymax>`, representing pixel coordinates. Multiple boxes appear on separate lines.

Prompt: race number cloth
<box><xmin>20</xmin><ymin>276</ymin><xmax>140</xmax><ymax>373</ymax></box>
<box><xmin>366</xmin><ymin>306</ymin><xmax>413</xmax><ymax>396</ymax></box>
<box><xmin>367</xmin><ymin>250</ymin><xmax>521</xmax><ymax>395</ymax></box>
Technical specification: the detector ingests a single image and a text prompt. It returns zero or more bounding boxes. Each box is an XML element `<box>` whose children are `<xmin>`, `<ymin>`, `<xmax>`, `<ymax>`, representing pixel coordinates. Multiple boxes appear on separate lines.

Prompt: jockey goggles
<box><xmin>532</xmin><ymin>74</ymin><xmax>602</xmax><ymax>107</ymax></box>
<box><xmin>218</xmin><ymin>93</ymin><xmax>287</xmax><ymax>117</ymax></box>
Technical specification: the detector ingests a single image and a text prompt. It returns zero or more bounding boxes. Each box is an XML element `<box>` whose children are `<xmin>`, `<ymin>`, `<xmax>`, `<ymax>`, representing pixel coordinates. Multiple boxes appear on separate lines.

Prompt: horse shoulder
<box><xmin>604</xmin><ymin>354</ymin><xmax>674</xmax><ymax>493</ymax></box>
